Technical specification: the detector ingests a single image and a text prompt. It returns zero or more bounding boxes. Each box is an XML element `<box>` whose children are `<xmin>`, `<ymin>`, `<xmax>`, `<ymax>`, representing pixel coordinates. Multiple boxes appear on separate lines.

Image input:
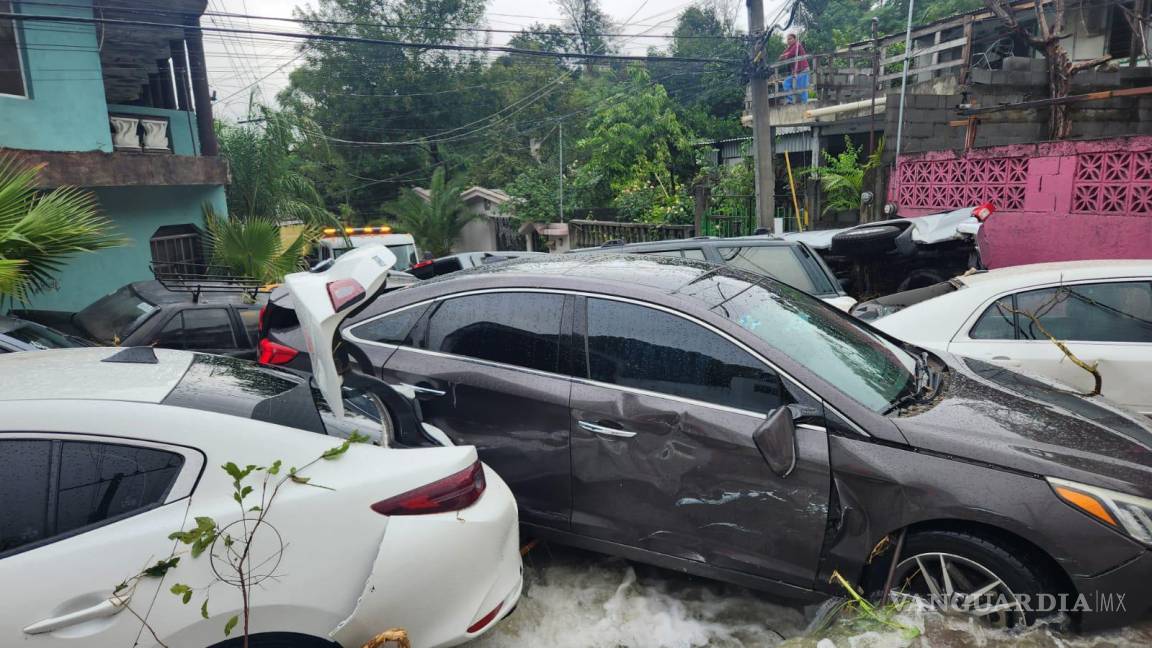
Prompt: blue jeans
<box><xmin>783</xmin><ymin>71</ymin><xmax>809</xmax><ymax>104</ymax></box>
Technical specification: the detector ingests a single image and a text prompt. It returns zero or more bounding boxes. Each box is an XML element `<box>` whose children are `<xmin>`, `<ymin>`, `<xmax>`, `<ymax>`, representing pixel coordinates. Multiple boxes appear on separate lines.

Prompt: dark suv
<box><xmin>14</xmin><ymin>281</ymin><xmax>263</xmax><ymax>358</ymax></box>
<box><xmin>322</xmin><ymin>253</ymin><xmax>1151</xmax><ymax>630</ymax></box>
<box><xmin>571</xmin><ymin>237</ymin><xmax>856</xmax><ymax>310</ymax></box>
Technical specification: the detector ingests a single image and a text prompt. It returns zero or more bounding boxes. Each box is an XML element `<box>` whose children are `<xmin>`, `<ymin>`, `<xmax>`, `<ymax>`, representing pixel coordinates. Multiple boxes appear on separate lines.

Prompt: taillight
<box><xmin>258</xmin><ymin>338</ymin><xmax>299</xmax><ymax>365</ymax></box>
<box><xmin>327</xmin><ymin>278</ymin><xmax>365</xmax><ymax>312</ymax></box>
<box><xmin>467</xmin><ymin>602</ymin><xmax>503</xmax><ymax>634</ymax></box>
<box><xmin>972</xmin><ymin>202</ymin><xmax>996</xmax><ymax>222</ymax></box>
<box><xmin>370</xmin><ymin>461</ymin><xmax>486</xmax><ymax>516</ymax></box>
<box><xmin>257</xmin><ymin>305</ymin><xmax>267</xmax><ymax>336</ymax></box>
<box><xmin>411</xmin><ymin>259</ymin><xmax>434</xmax><ymax>270</ymax></box>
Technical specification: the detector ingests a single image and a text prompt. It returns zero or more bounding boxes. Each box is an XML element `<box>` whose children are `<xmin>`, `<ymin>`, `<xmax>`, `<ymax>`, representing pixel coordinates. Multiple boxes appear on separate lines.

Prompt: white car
<box><xmin>312</xmin><ymin>228</ymin><xmax>421</xmax><ymax>272</ymax></box>
<box><xmin>864</xmin><ymin>260</ymin><xmax>1152</xmax><ymax>416</ymax></box>
<box><xmin>0</xmin><ymin>247</ymin><xmax>522</xmax><ymax>648</ymax></box>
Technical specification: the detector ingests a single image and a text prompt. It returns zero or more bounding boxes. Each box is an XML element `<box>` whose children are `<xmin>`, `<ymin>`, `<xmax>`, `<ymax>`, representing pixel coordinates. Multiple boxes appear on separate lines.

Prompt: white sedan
<box><xmin>864</xmin><ymin>260</ymin><xmax>1152</xmax><ymax>416</ymax></box>
<box><xmin>0</xmin><ymin>247</ymin><xmax>522</xmax><ymax>648</ymax></box>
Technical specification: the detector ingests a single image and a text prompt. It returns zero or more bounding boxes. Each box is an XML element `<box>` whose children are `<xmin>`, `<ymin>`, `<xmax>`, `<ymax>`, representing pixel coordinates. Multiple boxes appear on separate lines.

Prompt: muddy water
<box><xmin>471</xmin><ymin>545</ymin><xmax>1151</xmax><ymax>648</ymax></box>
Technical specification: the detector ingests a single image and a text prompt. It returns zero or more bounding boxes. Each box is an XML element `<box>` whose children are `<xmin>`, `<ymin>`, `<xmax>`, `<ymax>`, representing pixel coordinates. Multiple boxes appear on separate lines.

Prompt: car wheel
<box><xmin>206</xmin><ymin>633</ymin><xmax>338</xmax><ymax>648</ymax></box>
<box><xmin>830</xmin><ymin>225</ymin><xmax>904</xmax><ymax>256</ymax></box>
<box><xmin>882</xmin><ymin>530</ymin><xmax>1061</xmax><ymax>627</ymax></box>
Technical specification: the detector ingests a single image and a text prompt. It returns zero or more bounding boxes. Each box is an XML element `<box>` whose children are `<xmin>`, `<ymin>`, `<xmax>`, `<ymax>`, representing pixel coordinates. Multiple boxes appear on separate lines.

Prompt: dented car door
<box><xmin>569</xmin><ymin>296</ymin><xmax>831</xmax><ymax>587</ymax></box>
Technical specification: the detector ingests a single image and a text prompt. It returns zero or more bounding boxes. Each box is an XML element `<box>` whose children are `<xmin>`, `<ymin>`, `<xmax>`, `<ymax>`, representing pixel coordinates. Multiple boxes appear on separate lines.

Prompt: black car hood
<box><xmin>893</xmin><ymin>355</ymin><xmax>1152</xmax><ymax>497</ymax></box>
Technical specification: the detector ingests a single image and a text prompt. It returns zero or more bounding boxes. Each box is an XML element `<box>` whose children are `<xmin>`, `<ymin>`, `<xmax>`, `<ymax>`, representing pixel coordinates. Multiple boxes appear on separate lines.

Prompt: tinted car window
<box><xmin>350</xmin><ymin>304</ymin><xmax>429</xmax><ymax>346</ymax></box>
<box><xmin>970</xmin><ymin>296</ymin><xmax>1017</xmax><ymax>339</ymax></box>
<box><xmin>717</xmin><ymin>246</ymin><xmax>818</xmax><ymax>294</ymax></box>
<box><xmin>0</xmin><ymin>440</ymin><xmax>52</xmax><ymax>553</ymax></box>
<box><xmin>0</xmin><ymin>319</ymin><xmax>83</xmax><ymax>349</ymax></box>
<box><xmin>158</xmin><ymin>309</ymin><xmax>237</xmax><ymax>349</ymax></box>
<box><xmin>425</xmin><ymin>293</ymin><xmax>563</xmax><ymax>373</ymax></box>
<box><xmin>0</xmin><ymin>440</ymin><xmax>182</xmax><ymax>555</ymax></box>
<box><xmin>1015</xmin><ymin>282</ymin><xmax>1152</xmax><ymax>343</ymax></box>
<box><xmin>586</xmin><ymin>299</ymin><xmax>785</xmax><ymax>413</ymax></box>
<box><xmin>56</xmin><ymin>442</ymin><xmax>183</xmax><ymax>534</ymax></box>
<box><xmin>239</xmin><ymin>308</ymin><xmax>261</xmax><ymax>344</ymax></box>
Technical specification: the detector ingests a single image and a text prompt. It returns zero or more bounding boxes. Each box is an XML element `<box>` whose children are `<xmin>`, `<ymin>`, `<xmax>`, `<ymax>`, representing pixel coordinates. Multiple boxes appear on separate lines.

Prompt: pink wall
<box><xmin>888</xmin><ymin>137</ymin><xmax>1152</xmax><ymax>268</ymax></box>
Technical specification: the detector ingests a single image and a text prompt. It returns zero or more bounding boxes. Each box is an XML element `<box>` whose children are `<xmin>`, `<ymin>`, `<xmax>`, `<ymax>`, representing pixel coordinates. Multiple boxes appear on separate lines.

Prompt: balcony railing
<box><xmin>107</xmin><ymin>105</ymin><xmax>201</xmax><ymax>155</ymax></box>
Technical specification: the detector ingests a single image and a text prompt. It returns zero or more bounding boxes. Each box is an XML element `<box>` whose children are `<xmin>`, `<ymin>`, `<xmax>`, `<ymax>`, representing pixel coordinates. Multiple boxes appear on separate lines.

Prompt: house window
<box><xmin>149</xmin><ymin>224</ymin><xmax>206</xmax><ymax>275</ymax></box>
<box><xmin>0</xmin><ymin>1</ymin><xmax>27</xmax><ymax>98</ymax></box>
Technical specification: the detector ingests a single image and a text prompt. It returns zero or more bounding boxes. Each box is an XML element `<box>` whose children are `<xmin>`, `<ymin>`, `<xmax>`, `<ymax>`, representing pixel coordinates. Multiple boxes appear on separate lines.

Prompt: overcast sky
<box><xmin>206</xmin><ymin>0</ymin><xmax>780</xmax><ymax>119</ymax></box>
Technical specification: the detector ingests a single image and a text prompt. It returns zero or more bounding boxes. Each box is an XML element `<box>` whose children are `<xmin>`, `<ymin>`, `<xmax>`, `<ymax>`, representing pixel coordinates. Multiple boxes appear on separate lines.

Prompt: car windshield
<box><xmin>75</xmin><ymin>284</ymin><xmax>159</xmax><ymax>344</ymax></box>
<box><xmin>386</xmin><ymin>243</ymin><xmax>418</xmax><ymax>271</ymax></box>
<box><xmin>712</xmin><ymin>279</ymin><xmax>916</xmax><ymax>412</ymax></box>
<box><xmin>0</xmin><ymin>319</ymin><xmax>82</xmax><ymax>349</ymax></box>
<box><xmin>717</xmin><ymin>245</ymin><xmax>835</xmax><ymax>296</ymax></box>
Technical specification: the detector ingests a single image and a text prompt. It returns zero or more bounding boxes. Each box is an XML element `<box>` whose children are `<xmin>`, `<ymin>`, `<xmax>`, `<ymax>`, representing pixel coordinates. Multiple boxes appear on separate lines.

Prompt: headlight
<box><xmin>1048</xmin><ymin>477</ymin><xmax>1152</xmax><ymax>546</ymax></box>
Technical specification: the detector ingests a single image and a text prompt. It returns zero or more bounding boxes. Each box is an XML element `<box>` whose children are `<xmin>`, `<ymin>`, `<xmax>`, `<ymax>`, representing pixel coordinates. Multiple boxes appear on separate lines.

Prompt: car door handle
<box><xmin>24</xmin><ymin>597</ymin><xmax>126</xmax><ymax>635</ymax></box>
<box><xmin>578</xmin><ymin>420</ymin><xmax>637</xmax><ymax>438</ymax></box>
<box><xmin>990</xmin><ymin>355</ymin><xmax>1022</xmax><ymax>367</ymax></box>
<box><xmin>401</xmin><ymin>383</ymin><xmax>446</xmax><ymax>397</ymax></box>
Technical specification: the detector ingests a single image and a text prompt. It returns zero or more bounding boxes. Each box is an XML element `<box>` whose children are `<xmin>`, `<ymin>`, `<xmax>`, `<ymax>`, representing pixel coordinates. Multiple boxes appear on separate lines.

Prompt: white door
<box><xmin>950</xmin><ymin>281</ymin><xmax>1152</xmax><ymax>416</ymax></box>
<box><xmin>0</xmin><ymin>435</ymin><xmax>203</xmax><ymax>647</ymax></box>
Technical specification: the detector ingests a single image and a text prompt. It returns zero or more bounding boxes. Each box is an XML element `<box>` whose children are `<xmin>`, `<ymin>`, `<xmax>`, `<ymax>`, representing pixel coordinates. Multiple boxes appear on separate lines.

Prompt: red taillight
<box><xmin>466</xmin><ymin>602</ymin><xmax>503</xmax><ymax>634</ymax></box>
<box><xmin>327</xmin><ymin>278</ymin><xmax>365</xmax><ymax>312</ymax></box>
<box><xmin>257</xmin><ymin>305</ymin><xmax>267</xmax><ymax>336</ymax></box>
<box><xmin>370</xmin><ymin>461</ymin><xmax>486</xmax><ymax>516</ymax></box>
<box><xmin>411</xmin><ymin>259</ymin><xmax>434</xmax><ymax>270</ymax></box>
<box><xmin>258</xmin><ymin>338</ymin><xmax>299</xmax><ymax>365</ymax></box>
<box><xmin>972</xmin><ymin>201</ymin><xmax>996</xmax><ymax>222</ymax></box>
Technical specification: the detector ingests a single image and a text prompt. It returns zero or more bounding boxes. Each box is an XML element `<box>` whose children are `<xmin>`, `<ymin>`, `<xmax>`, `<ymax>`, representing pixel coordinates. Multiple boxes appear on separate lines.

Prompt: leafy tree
<box><xmin>506</xmin><ymin>163</ymin><xmax>561</xmax><ymax>223</ymax></box>
<box><xmin>0</xmin><ymin>155</ymin><xmax>124</xmax><ymax>303</ymax></box>
<box><xmin>383</xmin><ymin>167</ymin><xmax>479</xmax><ymax>256</ymax></box>
<box><xmin>805</xmin><ymin>137</ymin><xmax>884</xmax><ymax>215</ymax></box>
<box><xmin>217</xmin><ymin>104</ymin><xmax>333</xmax><ymax>226</ymax></box>
<box><xmin>203</xmin><ymin>207</ymin><xmax>317</xmax><ymax>284</ymax></box>
<box><xmin>554</xmin><ymin>0</ymin><xmax>614</xmax><ymax>57</ymax></box>
<box><xmin>572</xmin><ymin>68</ymin><xmax>696</xmax><ymax>220</ymax></box>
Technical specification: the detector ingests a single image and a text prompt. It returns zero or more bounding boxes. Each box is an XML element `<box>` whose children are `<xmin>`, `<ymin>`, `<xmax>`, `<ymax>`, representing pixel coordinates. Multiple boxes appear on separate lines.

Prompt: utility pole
<box><xmin>747</xmin><ymin>0</ymin><xmax>774</xmax><ymax>228</ymax></box>
<box><xmin>555</xmin><ymin>121</ymin><xmax>559</xmax><ymax>221</ymax></box>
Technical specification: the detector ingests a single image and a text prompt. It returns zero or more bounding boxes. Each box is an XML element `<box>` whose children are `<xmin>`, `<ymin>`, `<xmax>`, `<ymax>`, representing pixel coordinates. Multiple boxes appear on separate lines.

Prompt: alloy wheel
<box><xmin>892</xmin><ymin>552</ymin><xmax>1027</xmax><ymax>627</ymax></box>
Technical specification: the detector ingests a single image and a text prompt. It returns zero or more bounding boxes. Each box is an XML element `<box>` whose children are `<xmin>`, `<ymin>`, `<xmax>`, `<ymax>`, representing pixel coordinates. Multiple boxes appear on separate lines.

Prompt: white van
<box><xmin>312</xmin><ymin>227</ymin><xmax>421</xmax><ymax>271</ymax></box>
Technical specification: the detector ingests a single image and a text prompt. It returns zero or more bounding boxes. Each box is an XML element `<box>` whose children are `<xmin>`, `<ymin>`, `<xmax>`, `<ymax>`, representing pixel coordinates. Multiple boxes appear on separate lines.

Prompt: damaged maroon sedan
<box><xmin>310</xmin><ymin>253</ymin><xmax>1152</xmax><ymax>630</ymax></box>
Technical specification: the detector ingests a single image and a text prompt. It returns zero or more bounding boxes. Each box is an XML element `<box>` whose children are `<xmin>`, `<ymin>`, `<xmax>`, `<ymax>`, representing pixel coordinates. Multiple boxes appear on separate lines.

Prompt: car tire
<box><xmin>830</xmin><ymin>225</ymin><xmax>904</xmax><ymax>256</ymax></box>
<box><xmin>206</xmin><ymin>632</ymin><xmax>339</xmax><ymax>648</ymax></box>
<box><xmin>876</xmin><ymin>530</ymin><xmax>1063</xmax><ymax>628</ymax></box>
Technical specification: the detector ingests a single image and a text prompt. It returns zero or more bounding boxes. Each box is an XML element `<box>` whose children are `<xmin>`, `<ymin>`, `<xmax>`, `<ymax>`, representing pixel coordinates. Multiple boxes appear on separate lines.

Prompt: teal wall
<box><xmin>0</xmin><ymin>0</ymin><xmax>113</xmax><ymax>152</ymax></box>
<box><xmin>106</xmin><ymin>105</ymin><xmax>202</xmax><ymax>156</ymax></box>
<box><xmin>21</xmin><ymin>185</ymin><xmax>228</xmax><ymax>311</ymax></box>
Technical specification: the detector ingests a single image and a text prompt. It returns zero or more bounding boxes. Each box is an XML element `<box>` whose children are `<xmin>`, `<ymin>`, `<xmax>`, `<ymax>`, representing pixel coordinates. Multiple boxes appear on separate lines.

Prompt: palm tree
<box><xmin>217</xmin><ymin>103</ymin><xmax>334</xmax><ymax>226</ymax></box>
<box><xmin>202</xmin><ymin>206</ymin><xmax>317</xmax><ymax>285</ymax></box>
<box><xmin>0</xmin><ymin>155</ymin><xmax>125</xmax><ymax>303</ymax></box>
<box><xmin>384</xmin><ymin>167</ymin><xmax>479</xmax><ymax>257</ymax></box>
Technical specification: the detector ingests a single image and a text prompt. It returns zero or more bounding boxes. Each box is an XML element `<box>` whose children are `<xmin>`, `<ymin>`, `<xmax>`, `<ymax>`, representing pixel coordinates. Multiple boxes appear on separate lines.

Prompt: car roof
<box><xmin>956</xmin><ymin>260</ymin><xmax>1152</xmax><ymax>291</ymax></box>
<box><xmin>0</xmin><ymin>347</ymin><xmax>195</xmax><ymax>403</ymax></box>
<box><xmin>420</xmin><ymin>252</ymin><xmax>769</xmax><ymax>307</ymax></box>
<box><xmin>129</xmin><ymin>280</ymin><xmax>261</xmax><ymax>306</ymax></box>
<box><xmin>573</xmin><ymin>235</ymin><xmax>791</xmax><ymax>253</ymax></box>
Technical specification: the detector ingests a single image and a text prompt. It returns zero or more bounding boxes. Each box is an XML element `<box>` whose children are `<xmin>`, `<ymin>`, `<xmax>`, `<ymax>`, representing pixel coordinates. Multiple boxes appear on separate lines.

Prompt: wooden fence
<box><xmin>569</xmin><ymin>220</ymin><xmax>695</xmax><ymax>249</ymax></box>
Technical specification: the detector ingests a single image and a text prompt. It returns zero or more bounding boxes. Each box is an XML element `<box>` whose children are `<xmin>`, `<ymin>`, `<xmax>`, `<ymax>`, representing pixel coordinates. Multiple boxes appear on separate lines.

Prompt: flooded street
<box><xmin>473</xmin><ymin>545</ymin><xmax>1152</xmax><ymax>648</ymax></box>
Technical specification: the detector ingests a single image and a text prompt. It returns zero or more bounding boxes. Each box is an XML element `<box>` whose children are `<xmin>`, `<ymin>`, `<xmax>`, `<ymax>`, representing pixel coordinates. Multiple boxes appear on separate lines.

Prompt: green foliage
<box><xmin>203</xmin><ymin>206</ymin><xmax>318</xmax><ymax>284</ymax></box>
<box><xmin>383</xmin><ymin>167</ymin><xmax>479</xmax><ymax>256</ymax></box>
<box><xmin>506</xmin><ymin>163</ymin><xmax>561</xmax><ymax>223</ymax></box>
<box><xmin>0</xmin><ymin>155</ymin><xmax>125</xmax><ymax>303</ymax></box>
<box><xmin>224</xmin><ymin>615</ymin><xmax>239</xmax><ymax>636</ymax></box>
<box><xmin>217</xmin><ymin>105</ymin><xmax>334</xmax><ymax>226</ymax></box>
<box><xmin>805</xmin><ymin>137</ymin><xmax>884</xmax><ymax>215</ymax></box>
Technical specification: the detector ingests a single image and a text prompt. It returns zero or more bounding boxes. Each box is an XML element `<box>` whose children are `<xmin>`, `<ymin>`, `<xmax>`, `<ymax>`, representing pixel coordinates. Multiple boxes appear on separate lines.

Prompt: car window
<box><xmin>1014</xmin><ymin>282</ymin><xmax>1152</xmax><ymax>343</ymax></box>
<box><xmin>586</xmin><ymin>298</ymin><xmax>785</xmax><ymax>413</ymax></box>
<box><xmin>0</xmin><ymin>439</ymin><xmax>183</xmax><ymax>555</ymax></box>
<box><xmin>970</xmin><ymin>296</ymin><xmax>1017</xmax><ymax>339</ymax></box>
<box><xmin>0</xmin><ymin>320</ymin><xmax>82</xmax><ymax>349</ymax></box>
<box><xmin>425</xmin><ymin>293</ymin><xmax>563</xmax><ymax>373</ymax></box>
<box><xmin>682</xmin><ymin>248</ymin><xmax>707</xmax><ymax>261</ymax></box>
<box><xmin>74</xmin><ymin>284</ymin><xmax>159</xmax><ymax>344</ymax></box>
<box><xmin>713</xmin><ymin>280</ymin><xmax>915</xmax><ymax>413</ymax></box>
<box><xmin>717</xmin><ymin>246</ymin><xmax>819</xmax><ymax>294</ymax></box>
<box><xmin>239</xmin><ymin>308</ymin><xmax>260</xmax><ymax>344</ymax></box>
<box><xmin>349</xmin><ymin>304</ymin><xmax>429</xmax><ymax>346</ymax></box>
<box><xmin>0</xmin><ymin>440</ymin><xmax>52</xmax><ymax>553</ymax></box>
<box><xmin>157</xmin><ymin>309</ymin><xmax>237</xmax><ymax>349</ymax></box>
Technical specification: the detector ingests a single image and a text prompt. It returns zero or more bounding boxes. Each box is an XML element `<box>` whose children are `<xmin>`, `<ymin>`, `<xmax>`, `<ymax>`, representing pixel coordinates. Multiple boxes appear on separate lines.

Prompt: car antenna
<box><xmin>101</xmin><ymin>346</ymin><xmax>159</xmax><ymax>364</ymax></box>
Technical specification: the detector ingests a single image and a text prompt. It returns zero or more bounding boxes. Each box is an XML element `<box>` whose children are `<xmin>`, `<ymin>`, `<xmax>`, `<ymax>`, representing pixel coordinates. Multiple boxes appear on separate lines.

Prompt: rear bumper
<box><xmin>331</xmin><ymin>465</ymin><xmax>523</xmax><ymax>648</ymax></box>
<box><xmin>1073</xmin><ymin>550</ymin><xmax>1152</xmax><ymax>632</ymax></box>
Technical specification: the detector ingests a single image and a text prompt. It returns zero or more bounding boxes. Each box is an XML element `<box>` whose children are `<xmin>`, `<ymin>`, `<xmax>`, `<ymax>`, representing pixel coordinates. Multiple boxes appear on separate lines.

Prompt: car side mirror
<box><xmin>754</xmin><ymin>406</ymin><xmax>798</xmax><ymax>478</ymax></box>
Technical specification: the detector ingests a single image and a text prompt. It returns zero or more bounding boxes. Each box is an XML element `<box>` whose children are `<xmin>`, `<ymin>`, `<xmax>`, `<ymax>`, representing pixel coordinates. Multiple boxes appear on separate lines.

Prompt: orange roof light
<box><xmin>323</xmin><ymin>226</ymin><xmax>399</xmax><ymax>237</ymax></box>
<box><xmin>322</xmin><ymin>227</ymin><xmax>337</xmax><ymax>235</ymax></box>
<box><xmin>379</xmin><ymin>225</ymin><xmax>393</xmax><ymax>233</ymax></box>
<box><xmin>344</xmin><ymin>227</ymin><xmax>355</xmax><ymax>234</ymax></box>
